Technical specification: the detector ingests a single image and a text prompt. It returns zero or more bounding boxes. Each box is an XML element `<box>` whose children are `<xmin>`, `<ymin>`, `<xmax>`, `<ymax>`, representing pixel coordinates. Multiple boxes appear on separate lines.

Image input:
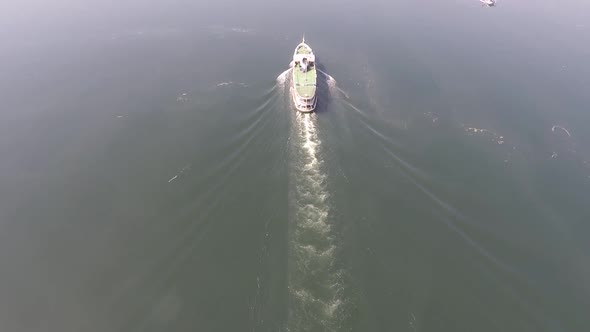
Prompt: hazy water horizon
<box><xmin>1</xmin><ymin>0</ymin><xmax>589</xmax><ymax>331</ymax></box>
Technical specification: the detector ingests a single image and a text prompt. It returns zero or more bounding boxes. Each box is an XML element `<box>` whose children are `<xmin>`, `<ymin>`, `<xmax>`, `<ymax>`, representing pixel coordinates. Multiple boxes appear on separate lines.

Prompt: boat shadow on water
<box><xmin>312</xmin><ymin>62</ymin><xmax>333</xmax><ymax>114</ymax></box>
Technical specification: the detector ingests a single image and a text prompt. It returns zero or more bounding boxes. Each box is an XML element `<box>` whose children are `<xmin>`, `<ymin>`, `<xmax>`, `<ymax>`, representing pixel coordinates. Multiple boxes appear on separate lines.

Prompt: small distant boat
<box><xmin>290</xmin><ymin>37</ymin><xmax>317</xmax><ymax>112</ymax></box>
<box><xmin>480</xmin><ymin>0</ymin><xmax>496</xmax><ymax>6</ymax></box>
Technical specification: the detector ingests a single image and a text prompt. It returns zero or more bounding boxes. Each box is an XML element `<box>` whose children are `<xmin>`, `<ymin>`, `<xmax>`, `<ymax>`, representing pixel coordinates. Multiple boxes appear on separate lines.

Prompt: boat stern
<box><xmin>291</xmin><ymin>88</ymin><xmax>317</xmax><ymax>112</ymax></box>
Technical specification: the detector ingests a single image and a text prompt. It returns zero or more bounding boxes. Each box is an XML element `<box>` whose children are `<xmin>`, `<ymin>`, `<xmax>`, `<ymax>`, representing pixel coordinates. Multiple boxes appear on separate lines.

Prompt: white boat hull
<box><xmin>291</xmin><ymin>86</ymin><xmax>317</xmax><ymax>113</ymax></box>
<box><xmin>290</xmin><ymin>39</ymin><xmax>317</xmax><ymax>112</ymax></box>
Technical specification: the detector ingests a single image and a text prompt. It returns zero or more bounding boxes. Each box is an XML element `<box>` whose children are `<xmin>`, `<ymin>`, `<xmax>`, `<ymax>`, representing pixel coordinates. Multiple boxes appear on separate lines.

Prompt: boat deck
<box><xmin>293</xmin><ymin>64</ymin><xmax>317</xmax><ymax>98</ymax></box>
<box><xmin>296</xmin><ymin>45</ymin><xmax>311</xmax><ymax>55</ymax></box>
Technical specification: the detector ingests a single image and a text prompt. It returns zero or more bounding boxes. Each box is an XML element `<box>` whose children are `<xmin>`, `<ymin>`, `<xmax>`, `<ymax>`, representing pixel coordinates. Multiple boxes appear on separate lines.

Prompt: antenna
<box><xmin>302</xmin><ymin>34</ymin><xmax>305</xmax><ymax>43</ymax></box>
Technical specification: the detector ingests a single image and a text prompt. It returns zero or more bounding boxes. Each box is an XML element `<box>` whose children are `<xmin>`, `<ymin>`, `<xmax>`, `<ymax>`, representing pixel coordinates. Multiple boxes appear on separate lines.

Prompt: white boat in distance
<box><xmin>290</xmin><ymin>37</ymin><xmax>317</xmax><ymax>112</ymax></box>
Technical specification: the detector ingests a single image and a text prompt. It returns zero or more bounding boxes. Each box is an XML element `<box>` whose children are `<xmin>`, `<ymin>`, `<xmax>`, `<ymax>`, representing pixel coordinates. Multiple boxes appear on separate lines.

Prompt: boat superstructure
<box><xmin>290</xmin><ymin>37</ymin><xmax>317</xmax><ymax>112</ymax></box>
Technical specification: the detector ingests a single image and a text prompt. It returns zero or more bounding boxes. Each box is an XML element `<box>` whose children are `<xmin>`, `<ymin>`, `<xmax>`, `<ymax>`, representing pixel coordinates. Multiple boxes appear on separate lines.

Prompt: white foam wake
<box><xmin>287</xmin><ymin>113</ymin><xmax>344</xmax><ymax>331</ymax></box>
<box><xmin>276</xmin><ymin>69</ymin><xmax>292</xmax><ymax>89</ymax></box>
<box><xmin>317</xmin><ymin>69</ymin><xmax>349</xmax><ymax>99</ymax></box>
<box><xmin>552</xmin><ymin>125</ymin><xmax>572</xmax><ymax>137</ymax></box>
